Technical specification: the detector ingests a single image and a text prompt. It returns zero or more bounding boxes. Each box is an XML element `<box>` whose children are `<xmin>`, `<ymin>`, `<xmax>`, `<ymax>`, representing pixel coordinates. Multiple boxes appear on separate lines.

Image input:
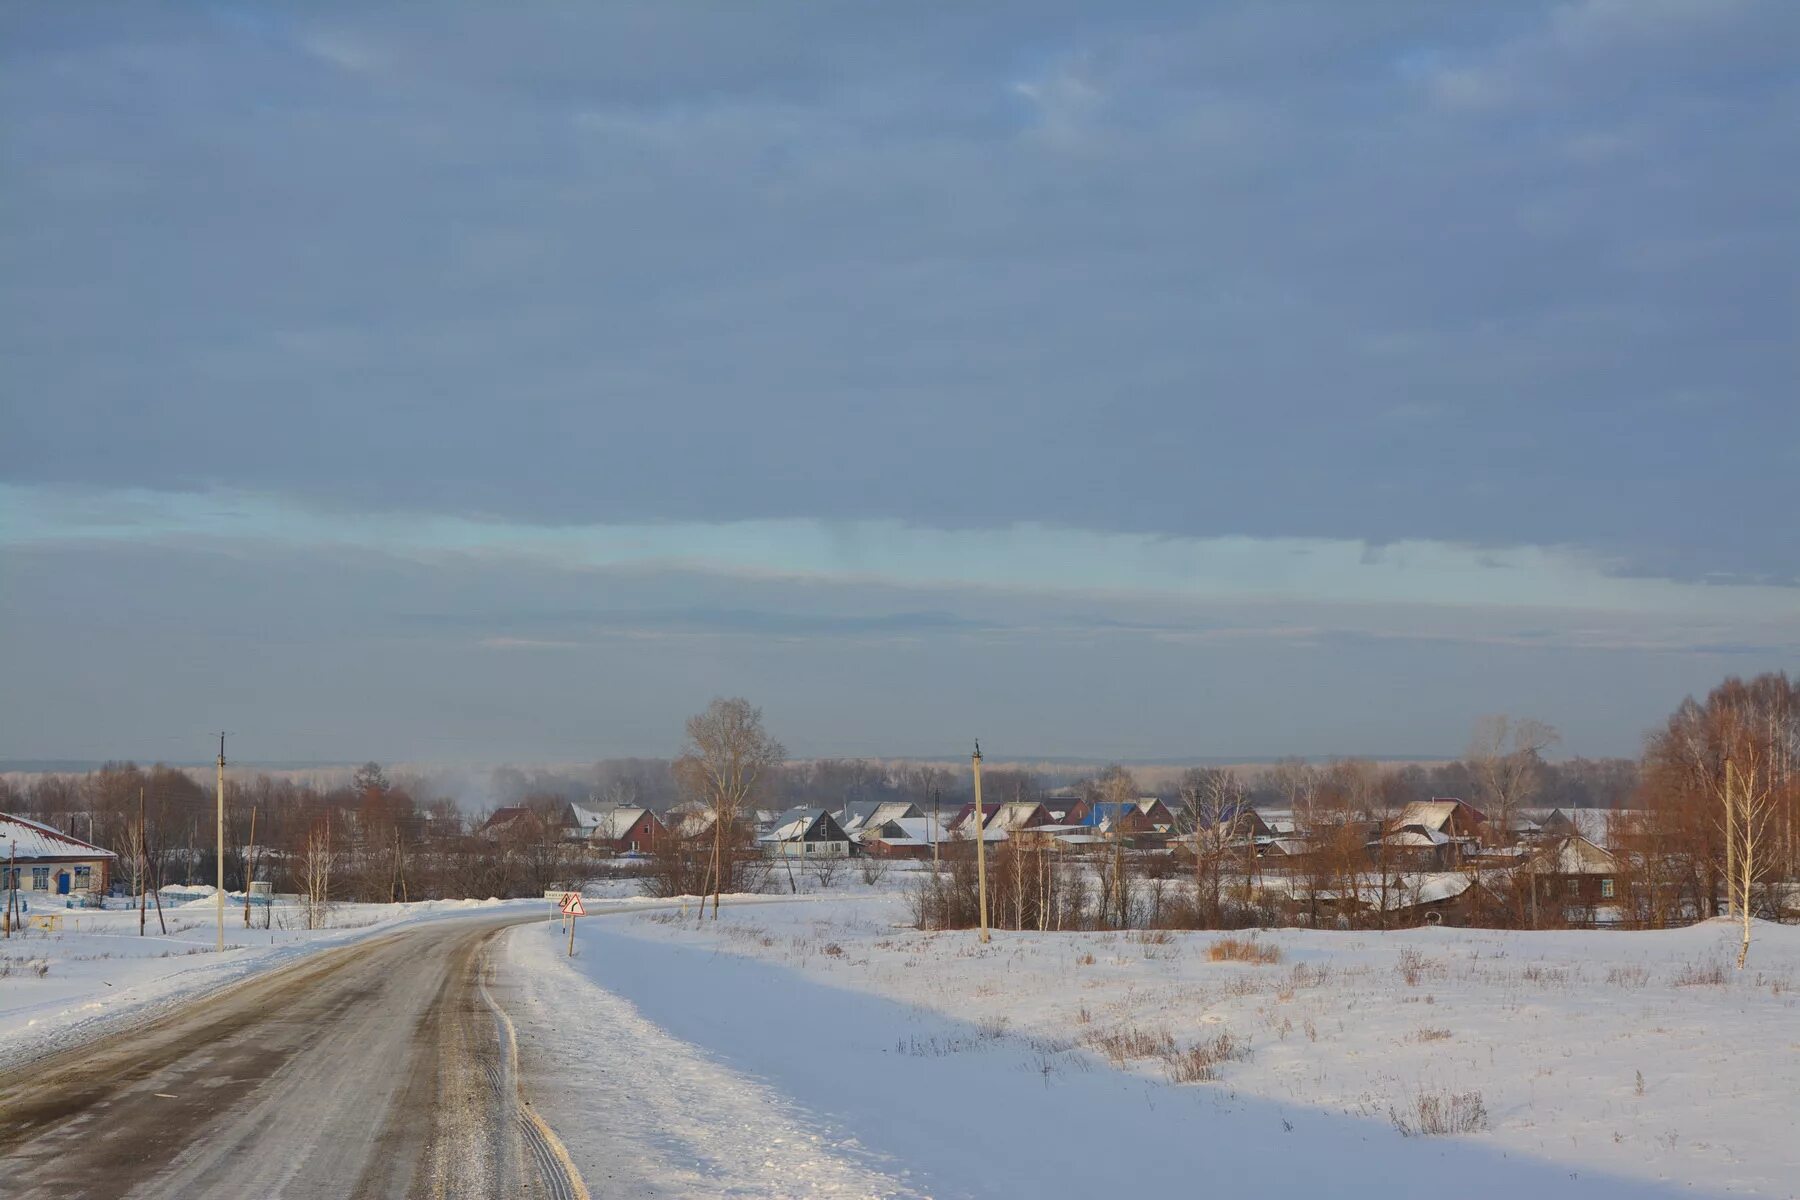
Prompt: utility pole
<box><xmin>139</xmin><ymin>786</ymin><xmax>148</xmax><ymax>937</ymax></box>
<box><xmin>932</xmin><ymin>788</ymin><xmax>940</xmax><ymax>874</ymax></box>
<box><xmin>244</xmin><ymin>806</ymin><xmax>257</xmax><ymax>928</ymax></box>
<box><xmin>5</xmin><ymin>839</ymin><xmax>15</xmax><ymax>937</ymax></box>
<box><xmin>972</xmin><ymin>742</ymin><xmax>990</xmax><ymax>944</ymax></box>
<box><xmin>216</xmin><ymin>732</ymin><xmax>226</xmax><ymax>952</ymax></box>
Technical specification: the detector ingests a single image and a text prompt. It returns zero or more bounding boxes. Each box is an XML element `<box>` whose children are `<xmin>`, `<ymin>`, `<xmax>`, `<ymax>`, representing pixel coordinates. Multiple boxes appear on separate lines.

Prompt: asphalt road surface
<box><xmin>0</xmin><ymin>914</ymin><xmax>588</xmax><ymax>1200</ymax></box>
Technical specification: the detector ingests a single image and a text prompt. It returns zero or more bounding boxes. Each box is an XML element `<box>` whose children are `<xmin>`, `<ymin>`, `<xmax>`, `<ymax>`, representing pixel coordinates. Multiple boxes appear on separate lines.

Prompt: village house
<box><xmin>1135</xmin><ymin>797</ymin><xmax>1177</xmax><ymax>834</ymax></box>
<box><xmin>837</xmin><ymin>800</ymin><xmax>922</xmax><ymax>838</ymax></box>
<box><xmin>759</xmin><ymin>808</ymin><xmax>852</xmax><ymax>858</ymax></box>
<box><xmin>1</xmin><ymin>812</ymin><xmax>117</xmax><ymax>904</ymax></box>
<box><xmin>858</xmin><ymin>816</ymin><xmax>957</xmax><ymax>859</ymax></box>
<box><xmin>1039</xmin><ymin>787</ymin><xmax>1083</xmax><ymax>824</ymax></box>
<box><xmin>1258</xmin><ymin>871</ymin><xmax>1494</xmax><ymax>928</ymax></box>
<box><xmin>1170</xmin><ymin>804</ymin><xmax>1271</xmax><ymax>867</ymax></box>
<box><xmin>1388</xmin><ymin>798</ymin><xmax>1488</xmax><ymax>842</ymax></box>
<box><xmin>1077</xmin><ymin>801</ymin><xmax>1157</xmax><ymax>841</ymax></box>
<box><xmin>1370</xmin><ymin>825</ymin><xmax>1458</xmax><ymax>870</ymax></box>
<box><xmin>1383</xmin><ymin>798</ymin><xmax>1486</xmax><ymax>866</ymax></box>
<box><xmin>568</xmin><ymin>803</ymin><xmax>664</xmax><ymax>854</ymax></box>
<box><xmin>1535</xmin><ymin>808</ymin><xmax>1581</xmax><ymax>839</ymax></box>
<box><xmin>476</xmin><ymin>806</ymin><xmax>556</xmax><ymax>841</ymax></box>
<box><xmin>1526</xmin><ymin>833</ymin><xmax>1624</xmax><ymax>925</ymax></box>
<box><xmin>947</xmin><ymin>801</ymin><xmax>1052</xmax><ymax>837</ymax></box>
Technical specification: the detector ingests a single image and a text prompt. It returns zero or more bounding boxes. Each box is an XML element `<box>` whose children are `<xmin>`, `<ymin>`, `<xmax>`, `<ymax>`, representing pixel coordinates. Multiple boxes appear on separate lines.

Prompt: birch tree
<box><xmin>300</xmin><ymin>816</ymin><xmax>334</xmax><ymax>930</ymax></box>
<box><xmin>1725</xmin><ymin>754</ymin><xmax>1776</xmax><ymax>967</ymax></box>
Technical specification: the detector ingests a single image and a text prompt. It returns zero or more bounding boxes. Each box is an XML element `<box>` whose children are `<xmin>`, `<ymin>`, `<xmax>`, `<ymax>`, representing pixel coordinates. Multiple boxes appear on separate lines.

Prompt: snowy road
<box><xmin>0</xmin><ymin>913</ymin><xmax>587</xmax><ymax>1200</ymax></box>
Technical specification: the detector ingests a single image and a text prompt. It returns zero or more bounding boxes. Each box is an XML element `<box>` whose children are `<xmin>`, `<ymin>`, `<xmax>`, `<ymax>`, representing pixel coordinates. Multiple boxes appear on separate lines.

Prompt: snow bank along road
<box><xmin>0</xmin><ymin>912</ymin><xmax>587</xmax><ymax>1200</ymax></box>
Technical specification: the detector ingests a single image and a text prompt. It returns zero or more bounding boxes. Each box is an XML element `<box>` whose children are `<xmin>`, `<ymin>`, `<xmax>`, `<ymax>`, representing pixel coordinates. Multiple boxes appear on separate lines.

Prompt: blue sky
<box><xmin>2</xmin><ymin>1</ymin><xmax>1795</xmax><ymax>763</ymax></box>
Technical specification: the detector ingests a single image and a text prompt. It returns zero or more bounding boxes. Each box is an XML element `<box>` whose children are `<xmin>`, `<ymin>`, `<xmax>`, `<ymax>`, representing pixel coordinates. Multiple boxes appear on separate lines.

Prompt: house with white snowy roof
<box><xmin>2</xmin><ymin>812</ymin><xmax>117</xmax><ymax>902</ymax></box>
<box><xmin>759</xmin><ymin>808</ymin><xmax>852</xmax><ymax>859</ymax></box>
<box><xmin>838</xmin><ymin>800</ymin><xmax>921</xmax><ymax>836</ymax></box>
<box><xmin>568</xmin><ymin>803</ymin><xmax>664</xmax><ymax>854</ymax></box>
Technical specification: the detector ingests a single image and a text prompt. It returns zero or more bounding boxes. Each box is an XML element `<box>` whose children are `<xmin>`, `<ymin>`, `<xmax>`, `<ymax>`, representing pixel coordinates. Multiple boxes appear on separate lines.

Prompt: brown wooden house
<box><xmin>1527</xmin><ymin>833</ymin><xmax>1624</xmax><ymax>922</ymax></box>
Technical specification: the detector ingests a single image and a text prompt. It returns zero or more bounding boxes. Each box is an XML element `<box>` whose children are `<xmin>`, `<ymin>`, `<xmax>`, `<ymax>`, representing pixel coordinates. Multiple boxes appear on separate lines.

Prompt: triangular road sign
<box><xmin>561</xmin><ymin>894</ymin><xmax>586</xmax><ymax>916</ymax></box>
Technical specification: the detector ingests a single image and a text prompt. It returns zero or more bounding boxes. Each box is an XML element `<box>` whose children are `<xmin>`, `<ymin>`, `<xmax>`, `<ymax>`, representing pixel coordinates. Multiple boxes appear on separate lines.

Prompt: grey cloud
<box><xmin>1</xmin><ymin>1</ymin><xmax>1795</xmax><ymax>585</ymax></box>
<box><xmin>401</xmin><ymin>606</ymin><xmax>996</xmax><ymax>639</ymax></box>
<box><xmin>3</xmin><ymin>538</ymin><xmax>1791</xmax><ymax>762</ymax></box>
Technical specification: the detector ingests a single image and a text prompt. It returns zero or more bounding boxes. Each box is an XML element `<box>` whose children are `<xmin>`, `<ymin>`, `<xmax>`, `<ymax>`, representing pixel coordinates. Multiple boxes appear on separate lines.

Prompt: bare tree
<box><xmin>1091</xmin><ymin>765</ymin><xmax>1138</xmax><ymax>928</ymax></box>
<box><xmin>674</xmin><ymin>698</ymin><xmax>785</xmax><ymax>919</ymax></box>
<box><xmin>1179</xmin><ymin>766</ymin><xmax>1243</xmax><ymax>924</ymax></box>
<box><xmin>1467</xmin><ymin>715</ymin><xmax>1560</xmax><ymax>842</ymax></box>
<box><xmin>1267</xmin><ymin>758</ymin><xmax>1322</xmax><ymax>831</ymax></box>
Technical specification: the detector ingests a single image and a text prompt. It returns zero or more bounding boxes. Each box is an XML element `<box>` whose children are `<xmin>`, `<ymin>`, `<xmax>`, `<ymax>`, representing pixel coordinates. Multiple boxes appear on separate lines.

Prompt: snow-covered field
<box><xmin>509</xmin><ymin>891</ymin><xmax>1800</xmax><ymax>1198</ymax></box>
<box><xmin>0</xmin><ymin>894</ymin><xmax>544</xmax><ymax>1067</ymax></box>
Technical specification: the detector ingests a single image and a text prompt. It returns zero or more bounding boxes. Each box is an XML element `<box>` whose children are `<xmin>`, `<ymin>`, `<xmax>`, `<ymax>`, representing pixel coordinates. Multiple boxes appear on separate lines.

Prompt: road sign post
<box><xmin>560</xmin><ymin>892</ymin><xmax>585</xmax><ymax>956</ymax></box>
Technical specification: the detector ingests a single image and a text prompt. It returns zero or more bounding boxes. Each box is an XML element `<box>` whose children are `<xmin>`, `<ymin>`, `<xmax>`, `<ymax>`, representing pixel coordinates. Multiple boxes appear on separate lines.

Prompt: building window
<box><xmin>32</xmin><ymin>867</ymin><xmax>50</xmax><ymax>890</ymax></box>
<box><xmin>1564</xmin><ymin>877</ymin><xmax>1579</xmax><ymax>898</ymax></box>
<box><xmin>1600</xmin><ymin>878</ymin><xmax>1615</xmax><ymax>899</ymax></box>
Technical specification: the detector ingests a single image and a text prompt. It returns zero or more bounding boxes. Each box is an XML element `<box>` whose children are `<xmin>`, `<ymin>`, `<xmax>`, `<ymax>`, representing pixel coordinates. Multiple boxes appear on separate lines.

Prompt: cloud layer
<box><xmin>2</xmin><ymin>2</ymin><xmax>1794</xmax><ymax>760</ymax></box>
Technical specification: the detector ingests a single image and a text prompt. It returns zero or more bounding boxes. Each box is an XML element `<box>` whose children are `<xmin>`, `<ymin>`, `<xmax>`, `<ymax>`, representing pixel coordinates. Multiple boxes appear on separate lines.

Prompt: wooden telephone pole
<box><xmin>139</xmin><ymin>786</ymin><xmax>148</xmax><ymax>937</ymax></box>
<box><xmin>931</xmin><ymin>788</ymin><xmax>941</xmax><ymax>873</ymax></box>
<box><xmin>216</xmin><ymin>733</ymin><xmax>226</xmax><ymax>952</ymax></box>
<box><xmin>972</xmin><ymin>742</ymin><xmax>990</xmax><ymax>944</ymax></box>
<box><xmin>244</xmin><ymin>806</ymin><xmax>257</xmax><ymax>928</ymax></box>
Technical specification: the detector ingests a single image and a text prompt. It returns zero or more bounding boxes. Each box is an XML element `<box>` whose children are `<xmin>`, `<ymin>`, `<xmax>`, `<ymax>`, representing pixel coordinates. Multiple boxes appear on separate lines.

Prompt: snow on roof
<box><xmin>1404</xmin><ymin>873</ymin><xmax>1475</xmax><ymax>906</ymax></box>
<box><xmin>0</xmin><ymin>813</ymin><xmax>117</xmax><ymax>860</ymax></box>
<box><xmin>1258</xmin><ymin>871</ymin><xmax>1473</xmax><ymax>909</ymax></box>
<box><xmin>571</xmin><ymin>804</ymin><xmax>651</xmax><ymax>840</ymax></box>
<box><xmin>1529</xmin><ymin>834</ymin><xmax>1620</xmax><ymax>876</ymax></box>
<box><xmin>674</xmin><ymin>810</ymin><xmax>716</xmax><ymax>837</ymax></box>
<box><xmin>761</xmin><ymin>808</ymin><xmax>846</xmax><ymax>843</ymax></box>
<box><xmin>1382</xmin><ymin>828</ymin><xmax>1451</xmax><ymax>847</ymax></box>
<box><xmin>860</xmin><ymin>816</ymin><xmax>955</xmax><ymax>846</ymax></box>
<box><xmin>1393</xmin><ymin>800</ymin><xmax>1467</xmax><ymax>832</ymax></box>
<box><xmin>986</xmin><ymin>801</ymin><xmax>1044</xmax><ymax>832</ymax></box>
<box><xmin>839</xmin><ymin>800</ymin><xmax>920</xmax><ymax>833</ymax></box>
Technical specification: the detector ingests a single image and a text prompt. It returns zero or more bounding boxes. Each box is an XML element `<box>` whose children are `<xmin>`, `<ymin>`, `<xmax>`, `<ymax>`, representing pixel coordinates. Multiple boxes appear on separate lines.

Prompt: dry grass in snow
<box><xmin>606</xmin><ymin>894</ymin><xmax>1800</xmax><ymax>1195</ymax></box>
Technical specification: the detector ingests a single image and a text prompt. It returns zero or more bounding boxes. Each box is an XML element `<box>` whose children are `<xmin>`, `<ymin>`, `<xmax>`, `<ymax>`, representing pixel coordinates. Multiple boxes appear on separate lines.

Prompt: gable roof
<box><xmin>1392</xmin><ymin>798</ymin><xmax>1486</xmax><ymax>833</ymax></box>
<box><xmin>861</xmin><ymin>816</ymin><xmax>956</xmax><ymax>847</ymax></box>
<box><xmin>761</xmin><ymin>807</ymin><xmax>850</xmax><ymax>843</ymax></box>
<box><xmin>479</xmin><ymin>806</ymin><xmax>540</xmax><ymax>833</ymax></box>
<box><xmin>1537</xmin><ymin>808</ymin><xmax>1579</xmax><ymax>836</ymax></box>
<box><xmin>1378</xmin><ymin>828</ymin><xmax>1452</xmax><ymax>848</ymax></box>
<box><xmin>570</xmin><ymin>804</ymin><xmax>653</xmax><ymax>840</ymax></box>
<box><xmin>949</xmin><ymin>801</ymin><xmax>1048</xmax><ymax>832</ymax></box>
<box><xmin>839</xmin><ymin>800</ymin><xmax>922</xmax><ymax>834</ymax></box>
<box><xmin>1074</xmin><ymin>801</ymin><xmax>1150</xmax><ymax>831</ymax></box>
<box><xmin>1529</xmin><ymin>833</ymin><xmax>1620</xmax><ymax>876</ymax></box>
<box><xmin>0</xmin><ymin>813</ymin><xmax>117</xmax><ymax>860</ymax></box>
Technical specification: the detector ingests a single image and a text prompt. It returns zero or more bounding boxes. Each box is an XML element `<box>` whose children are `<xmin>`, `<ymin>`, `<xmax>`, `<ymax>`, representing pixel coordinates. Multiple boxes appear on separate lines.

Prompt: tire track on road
<box><xmin>479</xmin><ymin>948</ymin><xmax>590</xmax><ymax>1200</ymax></box>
